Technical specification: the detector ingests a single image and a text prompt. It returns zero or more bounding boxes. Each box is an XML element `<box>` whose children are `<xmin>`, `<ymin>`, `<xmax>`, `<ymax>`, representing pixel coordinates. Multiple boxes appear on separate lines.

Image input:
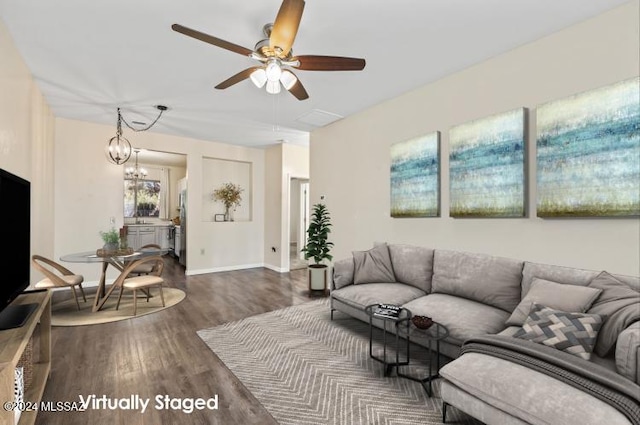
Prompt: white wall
<box><xmin>263</xmin><ymin>143</ymin><xmax>310</xmax><ymax>271</ymax></box>
<box><xmin>0</xmin><ymin>18</ymin><xmax>55</xmax><ymax>284</ymax></box>
<box><xmin>54</xmin><ymin>118</ymin><xmax>265</xmax><ymax>281</ymax></box>
<box><xmin>310</xmin><ymin>2</ymin><xmax>640</xmax><ymax>276</ymax></box>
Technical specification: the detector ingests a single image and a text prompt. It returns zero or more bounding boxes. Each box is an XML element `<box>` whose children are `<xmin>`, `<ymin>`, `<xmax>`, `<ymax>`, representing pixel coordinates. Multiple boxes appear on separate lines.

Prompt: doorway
<box><xmin>289</xmin><ymin>178</ymin><xmax>309</xmax><ymax>270</ymax></box>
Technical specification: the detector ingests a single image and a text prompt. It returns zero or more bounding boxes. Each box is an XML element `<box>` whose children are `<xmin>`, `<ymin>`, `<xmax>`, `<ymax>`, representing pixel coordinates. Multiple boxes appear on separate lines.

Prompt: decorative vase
<box><xmin>103</xmin><ymin>242</ymin><xmax>118</xmax><ymax>252</ymax></box>
<box><xmin>224</xmin><ymin>206</ymin><xmax>230</xmax><ymax>222</ymax></box>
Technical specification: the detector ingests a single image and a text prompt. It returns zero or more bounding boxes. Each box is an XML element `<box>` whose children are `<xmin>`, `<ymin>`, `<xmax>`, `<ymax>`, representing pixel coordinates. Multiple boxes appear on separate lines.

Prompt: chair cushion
<box><xmin>123</xmin><ymin>275</ymin><xmax>163</xmax><ymax>289</ymax></box>
<box><xmin>403</xmin><ymin>293</ymin><xmax>511</xmax><ymax>346</ymax></box>
<box><xmin>131</xmin><ymin>263</ymin><xmax>155</xmax><ymax>274</ymax></box>
<box><xmin>35</xmin><ymin>274</ymin><xmax>83</xmax><ymax>288</ymax></box>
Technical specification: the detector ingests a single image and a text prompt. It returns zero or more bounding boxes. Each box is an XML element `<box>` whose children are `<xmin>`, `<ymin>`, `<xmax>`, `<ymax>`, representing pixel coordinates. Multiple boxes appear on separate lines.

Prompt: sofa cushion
<box><xmin>506</xmin><ymin>278</ymin><xmax>602</xmax><ymax>326</ymax></box>
<box><xmin>331</xmin><ymin>283</ymin><xmax>425</xmax><ymax>310</ymax></box>
<box><xmin>403</xmin><ymin>293</ymin><xmax>510</xmax><ymax>346</ymax></box>
<box><xmin>432</xmin><ymin>250</ymin><xmax>524</xmax><ymax>312</ymax></box>
<box><xmin>387</xmin><ymin>244</ymin><xmax>434</xmax><ymax>293</ymax></box>
<box><xmin>587</xmin><ymin>271</ymin><xmax>640</xmax><ymax>357</ymax></box>
<box><xmin>616</xmin><ymin>322</ymin><xmax>640</xmax><ymax>384</ymax></box>
<box><xmin>352</xmin><ymin>244</ymin><xmax>396</xmax><ymax>284</ymax></box>
<box><xmin>440</xmin><ymin>353</ymin><xmax>633</xmax><ymax>425</ymax></box>
<box><xmin>332</xmin><ymin>258</ymin><xmax>355</xmax><ymax>290</ymax></box>
<box><xmin>513</xmin><ymin>304</ymin><xmax>604</xmax><ymax>360</ymax></box>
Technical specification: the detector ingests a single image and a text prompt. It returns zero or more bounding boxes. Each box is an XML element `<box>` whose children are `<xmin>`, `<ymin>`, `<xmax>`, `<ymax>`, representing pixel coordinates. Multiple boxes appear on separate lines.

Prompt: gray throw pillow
<box><xmin>506</xmin><ymin>278</ymin><xmax>602</xmax><ymax>326</ymax></box>
<box><xmin>513</xmin><ymin>303</ymin><xmax>604</xmax><ymax>360</ymax></box>
<box><xmin>352</xmin><ymin>244</ymin><xmax>396</xmax><ymax>284</ymax></box>
<box><xmin>587</xmin><ymin>271</ymin><xmax>640</xmax><ymax>357</ymax></box>
<box><xmin>332</xmin><ymin>258</ymin><xmax>355</xmax><ymax>290</ymax></box>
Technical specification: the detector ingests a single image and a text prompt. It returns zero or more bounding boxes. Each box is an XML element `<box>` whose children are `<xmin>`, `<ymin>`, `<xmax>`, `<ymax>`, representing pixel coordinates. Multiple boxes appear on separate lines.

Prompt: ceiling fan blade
<box><xmin>172</xmin><ymin>24</ymin><xmax>253</xmax><ymax>57</ymax></box>
<box><xmin>215</xmin><ymin>67</ymin><xmax>263</xmax><ymax>90</ymax></box>
<box><xmin>269</xmin><ymin>0</ymin><xmax>305</xmax><ymax>57</ymax></box>
<box><xmin>294</xmin><ymin>55</ymin><xmax>366</xmax><ymax>71</ymax></box>
<box><xmin>283</xmin><ymin>71</ymin><xmax>309</xmax><ymax>100</ymax></box>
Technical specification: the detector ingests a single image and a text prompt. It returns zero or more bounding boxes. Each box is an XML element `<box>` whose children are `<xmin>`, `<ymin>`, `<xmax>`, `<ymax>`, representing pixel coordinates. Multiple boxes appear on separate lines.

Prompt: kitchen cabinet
<box><xmin>126</xmin><ymin>225</ymin><xmax>173</xmax><ymax>250</ymax></box>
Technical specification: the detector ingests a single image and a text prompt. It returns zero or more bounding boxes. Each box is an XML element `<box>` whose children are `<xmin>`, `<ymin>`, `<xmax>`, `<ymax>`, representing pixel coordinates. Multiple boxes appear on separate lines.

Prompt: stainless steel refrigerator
<box><xmin>179</xmin><ymin>189</ymin><xmax>187</xmax><ymax>266</ymax></box>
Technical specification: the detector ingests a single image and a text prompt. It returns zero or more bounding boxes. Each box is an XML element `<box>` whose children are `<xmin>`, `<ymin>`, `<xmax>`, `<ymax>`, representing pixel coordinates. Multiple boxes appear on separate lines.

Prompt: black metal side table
<box><xmin>364</xmin><ymin>304</ymin><xmax>412</xmax><ymax>377</ymax></box>
<box><xmin>395</xmin><ymin>318</ymin><xmax>449</xmax><ymax>396</ymax></box>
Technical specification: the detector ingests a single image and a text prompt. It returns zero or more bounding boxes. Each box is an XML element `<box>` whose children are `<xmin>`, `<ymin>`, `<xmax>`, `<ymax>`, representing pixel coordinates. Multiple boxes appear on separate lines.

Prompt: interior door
<box><xmin>298</xmin><ymin>182</ymin><xmax>310</xmax><ymax>260</ymax></box>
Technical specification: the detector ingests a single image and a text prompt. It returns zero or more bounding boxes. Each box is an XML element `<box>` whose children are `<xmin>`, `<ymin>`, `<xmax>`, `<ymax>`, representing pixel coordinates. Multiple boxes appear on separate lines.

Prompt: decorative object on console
<box><xmin>513</xmin><ymin>303</ymin><xmax>604</xmax><ymax>360</ymax></box>
<box><xmin>536</xmin><ymin>77</ymin><xmax>640</xmax><ymax>217</ymax></box>
<box><xmin>213</xmin><ymin>182</ymin><xmax>243</xmax><ymax>221</ymax></box>
<box><xmin>449</xmin><ymin>108</ymin><xmax>525</xmax><ymax>218</ymax></box>
<box><xmin>105</xmin><ymin>105</ymin><xmax>167</xmax><ymax>165</ymax></box>
<box><xmin>390</xmin><ymin>131</ymin><xmax>440</xmax><ymax>217</ymax></box>
<box><xmin>301</xmin><ymin>203</ymin><xmax>333</xmax><ymax>292</ymax></box>
<box><xmin>411</xmin><ymin>315</ymin><xmax>434</xmax><ymax>329</ymax></box>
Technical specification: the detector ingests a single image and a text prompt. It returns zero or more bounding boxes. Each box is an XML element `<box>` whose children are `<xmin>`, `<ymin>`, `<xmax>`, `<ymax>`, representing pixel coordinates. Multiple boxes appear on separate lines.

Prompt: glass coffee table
<box><xmin>364</xmin><ymin>304</ymin><xmax>412</xmax><ymax>376</ymax></box>
<box><xmin>395</xmin><ymin>318</ymin><xmax>449</xmax><ymax>396</ymax></box>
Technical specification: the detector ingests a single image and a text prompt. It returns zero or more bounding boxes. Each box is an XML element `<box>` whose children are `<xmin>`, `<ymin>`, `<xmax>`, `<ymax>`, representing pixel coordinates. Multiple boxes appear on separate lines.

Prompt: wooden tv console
<box><xmin>0</xmin><ymin>290</ymin><xmax>51</xmax><ymax>425</ymax></box>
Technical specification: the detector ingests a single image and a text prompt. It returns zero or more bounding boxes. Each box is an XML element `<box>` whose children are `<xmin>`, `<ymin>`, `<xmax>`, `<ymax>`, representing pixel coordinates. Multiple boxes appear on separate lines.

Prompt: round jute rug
<box><xmin>51</xmin><ymin>287</ymin><xmax>186</xmax><ymax>326</ymax></box>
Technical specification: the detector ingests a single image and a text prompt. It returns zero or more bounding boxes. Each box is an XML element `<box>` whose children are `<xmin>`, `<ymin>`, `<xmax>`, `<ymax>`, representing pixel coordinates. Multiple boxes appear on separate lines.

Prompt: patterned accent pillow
<box><xmin>513</xmin><ymin>303</ymin><xmax>604</xmax><ymax>360</ymax></box>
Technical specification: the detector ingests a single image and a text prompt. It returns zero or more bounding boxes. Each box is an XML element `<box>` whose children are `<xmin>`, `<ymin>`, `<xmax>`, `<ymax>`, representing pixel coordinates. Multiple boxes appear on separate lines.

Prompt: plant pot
<box><xmin>308</xmin><ymin>264</ymin><xmax>328</xmax><ymax>292</ymax></box>
<box><xmin>103</xmin><ymin>242</ymin><xmax>118</xmax><ymax>252</ymax></box>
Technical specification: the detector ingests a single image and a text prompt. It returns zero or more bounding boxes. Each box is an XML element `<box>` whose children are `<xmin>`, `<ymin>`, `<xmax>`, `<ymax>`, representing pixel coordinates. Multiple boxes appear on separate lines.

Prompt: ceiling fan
<box><xmin>172</xmin><ymin>0</ymin><xmax>366</xmax><ymax>100</ymax></box>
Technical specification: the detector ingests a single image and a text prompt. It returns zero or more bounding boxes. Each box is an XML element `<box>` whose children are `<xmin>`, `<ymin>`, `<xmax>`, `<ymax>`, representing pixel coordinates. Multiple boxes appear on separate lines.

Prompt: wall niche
<box><xmin>202</xmin><ymin>157</ymin><xmax>252</xmax><ymax>222</ymax></box>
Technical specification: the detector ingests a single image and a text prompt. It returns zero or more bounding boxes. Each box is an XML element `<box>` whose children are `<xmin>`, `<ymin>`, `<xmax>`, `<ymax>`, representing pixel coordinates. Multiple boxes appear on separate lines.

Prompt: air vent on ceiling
<box><xmin>295</xmin><ymin>109</ymin><xmax>343</xmax><ymax>128</ymax></box>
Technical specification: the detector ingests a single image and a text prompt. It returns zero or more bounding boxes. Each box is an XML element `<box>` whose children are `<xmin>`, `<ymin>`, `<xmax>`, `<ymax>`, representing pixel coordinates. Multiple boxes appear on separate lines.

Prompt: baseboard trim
<box><xmin>186</xmin><ymin>263</ymin><xmax>265</xmax><ymax>276</ymax></box>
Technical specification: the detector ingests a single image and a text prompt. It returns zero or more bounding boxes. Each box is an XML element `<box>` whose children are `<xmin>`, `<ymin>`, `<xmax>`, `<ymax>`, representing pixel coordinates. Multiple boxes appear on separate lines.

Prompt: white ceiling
<box><xmin>0</xmin><ymin>0</ymin><xmax>629</xmax><ymax>148</ymax></box>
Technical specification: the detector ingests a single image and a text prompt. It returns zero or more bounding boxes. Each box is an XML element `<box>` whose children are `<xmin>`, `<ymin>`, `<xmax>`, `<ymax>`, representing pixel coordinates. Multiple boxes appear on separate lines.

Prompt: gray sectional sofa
<box><xmin>330</xmin><ymin>243</ymin><xmax>640</xmax><ymax>425</ymax></box>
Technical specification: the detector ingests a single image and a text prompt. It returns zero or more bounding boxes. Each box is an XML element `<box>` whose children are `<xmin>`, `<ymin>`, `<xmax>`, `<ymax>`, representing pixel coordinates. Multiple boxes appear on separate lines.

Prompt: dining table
<box><xmin>60</xmin><ymin>248</ymin><xmax>168</xmax><ymax>312</ymax></box>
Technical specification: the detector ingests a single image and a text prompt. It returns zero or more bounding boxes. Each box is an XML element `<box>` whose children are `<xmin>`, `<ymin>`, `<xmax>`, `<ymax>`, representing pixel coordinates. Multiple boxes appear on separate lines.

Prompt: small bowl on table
<box><xmin>411</xmin><ymin>315</ymin><xmax>434</xmax><ymax>330</ymax></box>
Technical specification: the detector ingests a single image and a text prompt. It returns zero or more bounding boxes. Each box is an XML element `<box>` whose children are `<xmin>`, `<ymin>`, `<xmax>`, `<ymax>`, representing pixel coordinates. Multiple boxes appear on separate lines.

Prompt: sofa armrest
<box><xmin>331</xmin><ymin>258</ymin><xmax>354</xmax><ymax>290</ymax></box>
<box><xmin>615</xmin><ymin>321</ymin><xmax>640</xmax><ymax>384</ymax></box>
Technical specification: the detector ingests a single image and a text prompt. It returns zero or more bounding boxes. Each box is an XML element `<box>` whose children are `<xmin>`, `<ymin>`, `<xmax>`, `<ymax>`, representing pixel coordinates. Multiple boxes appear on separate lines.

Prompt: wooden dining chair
<box><xmin>128</xmin><ymin>244</ymin><xmax>162</xmax><ymax>276</ymax></box>
<box><xmin>113</xmin><ymin>255</ymin><xmax>165</xmax><ymax>316</ymax></box>
<box><xmin>31</xmin><ymin>255</ymin><xmax>86</xmax><ymax>310</ymax></box>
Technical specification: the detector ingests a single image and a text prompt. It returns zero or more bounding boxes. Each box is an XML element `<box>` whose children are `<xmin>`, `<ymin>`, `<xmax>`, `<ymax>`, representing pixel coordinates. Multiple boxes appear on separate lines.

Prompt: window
<box><xmin>124</xmin><ymin>179</ymin><xmax>161</xmax><ymax>218</ymax></box>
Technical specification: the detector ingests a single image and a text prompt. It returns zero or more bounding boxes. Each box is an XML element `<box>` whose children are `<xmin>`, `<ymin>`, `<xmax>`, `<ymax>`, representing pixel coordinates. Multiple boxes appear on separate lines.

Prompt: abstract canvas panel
<box><xmin>449</xmin><ymin>108</ymin><xmax>525</xmax><ymax>218</ymax></box>
<box><xmin>390</xmin><ymin>132</ymin><xmax>440</xmax><ymax>217</ymax></box>
<box><xmin>537</xmin><ymin>78</ymin><xmax>640</xmax><ymax>217</ymax></box>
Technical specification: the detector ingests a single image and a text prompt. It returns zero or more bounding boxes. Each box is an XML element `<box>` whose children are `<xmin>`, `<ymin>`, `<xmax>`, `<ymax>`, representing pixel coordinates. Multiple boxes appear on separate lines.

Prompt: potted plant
<box><xmin>213</xmin><ymin>182</ymin><xmax>243</xmax><ymax>221</ymax></box>
<box><xmin>100</xmin><ymin>228</ymin><xmax>120</xmax><ymax>252</ymax></box>
<box><xmin>301</xmin><ymin>203</ymin><xmax>334</xmax><ymax>292</ymax></box>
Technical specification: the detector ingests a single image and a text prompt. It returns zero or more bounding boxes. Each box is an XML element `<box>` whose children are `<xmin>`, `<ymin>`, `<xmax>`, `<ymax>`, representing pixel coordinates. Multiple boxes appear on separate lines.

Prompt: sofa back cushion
<box><xmin>332</xmin><ymin>258</ymin><xmax>355</xmax><ymax>290</ymax></box>
<box><xmin>352</xmin><ymin>243</ymin><xmax>396</xmax><ymax>284</ymax></box>
<box><xmin>388</xmin><ymin>244</ymin><xmax>435</xmax><ymax>292</ymax></box>
<box><xmin>432</xmin><ymin>249</ymin><xmax>524</xmax><ymax>312</ymax></box>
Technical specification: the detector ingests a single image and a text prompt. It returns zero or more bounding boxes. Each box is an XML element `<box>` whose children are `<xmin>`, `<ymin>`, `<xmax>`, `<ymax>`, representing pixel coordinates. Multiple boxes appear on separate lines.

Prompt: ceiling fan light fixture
<box><xmin>266</xmin><ymin>80</ymin><xmax>281</xmax><ymax>94</ymax></box>
<box><xmin>265</xmin><ymin>59</ymin><xmax>282</xmax><ymax>82</ymax></box>
<box><xmin>280</xmin><ymin>70</ymin><xmax>297</xmax><ymax>90</ymax></box>
<box><xmin>250</xmin><ymin>68</ymin><xmax>268</xmax><ymax>88</ymax></box>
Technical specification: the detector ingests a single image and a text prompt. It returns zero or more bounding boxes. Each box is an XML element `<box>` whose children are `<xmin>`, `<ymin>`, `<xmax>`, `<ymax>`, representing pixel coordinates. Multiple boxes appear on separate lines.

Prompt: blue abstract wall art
<box><xmin>536</xmin><ymin>77</ymin><xmax>640</xmax><ymax>217</ymax></box>
<box><xmin>390</xmin><ymin>132</ymin><xmax>440</xmax><ymax>217</ymax></box>
<box><xmin>449</xmin><ymin>108</ymin><xmax>525</xmax><ymax>217</ymax></box>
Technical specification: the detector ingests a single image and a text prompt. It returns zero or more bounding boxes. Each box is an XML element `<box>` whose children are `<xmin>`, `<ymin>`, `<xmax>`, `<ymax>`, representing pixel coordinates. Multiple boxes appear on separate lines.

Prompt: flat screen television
<box><xmin>0</xmin><ymin>168</ymin><xmax>37</xmax><ymax>330</ymax></box>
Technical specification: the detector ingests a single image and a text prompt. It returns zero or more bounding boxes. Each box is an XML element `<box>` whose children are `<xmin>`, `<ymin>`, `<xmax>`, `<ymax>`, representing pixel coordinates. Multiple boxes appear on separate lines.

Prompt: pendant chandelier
<box><xmin>105</xmin><ymin>105</ymin><xmax>168</xmax><ymax>165</ymax></box>
<box><xmin>125</xmin><ymin>150</ymin><xmax>147</xmax><ymax>180</ymax></box>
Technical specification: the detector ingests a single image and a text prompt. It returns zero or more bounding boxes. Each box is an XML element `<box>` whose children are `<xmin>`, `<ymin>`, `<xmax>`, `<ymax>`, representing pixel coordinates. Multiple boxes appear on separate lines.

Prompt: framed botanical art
<box><xmin>390</xmin><ymin>132</ymin><xmax>440</xmax><ymax>217</ymax></box>
<box><xmin>536</xmin><ymin>77</ymin><xmax>640</xmax><ymax>217</ymax></box>
<box><xmin>449</xmin><ymin>108</ymin><xmax>526</xmax><ymax>218</ymax></box>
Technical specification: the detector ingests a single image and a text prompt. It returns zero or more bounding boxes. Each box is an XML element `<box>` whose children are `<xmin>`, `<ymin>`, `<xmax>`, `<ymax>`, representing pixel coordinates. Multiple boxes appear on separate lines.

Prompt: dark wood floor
<box><xmin>35</xmin><ymin>256</ymin><xmax>323</xmax><ymax>425</ymax></box>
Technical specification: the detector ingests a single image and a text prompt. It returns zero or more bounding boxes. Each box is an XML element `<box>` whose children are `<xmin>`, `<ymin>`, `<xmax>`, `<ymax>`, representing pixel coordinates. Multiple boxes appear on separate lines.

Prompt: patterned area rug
<box><xmin>198</xmin><ymin>299</ymin><xmax>477</xmax><ymax>425</ymax></box>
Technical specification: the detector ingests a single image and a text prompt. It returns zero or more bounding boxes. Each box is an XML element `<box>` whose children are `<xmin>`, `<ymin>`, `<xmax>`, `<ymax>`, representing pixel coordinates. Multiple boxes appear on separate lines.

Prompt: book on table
<box><xmin>373</xmin><ymin>303</ymin><xmax>401</xmax><ymax>319</ymax></box>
